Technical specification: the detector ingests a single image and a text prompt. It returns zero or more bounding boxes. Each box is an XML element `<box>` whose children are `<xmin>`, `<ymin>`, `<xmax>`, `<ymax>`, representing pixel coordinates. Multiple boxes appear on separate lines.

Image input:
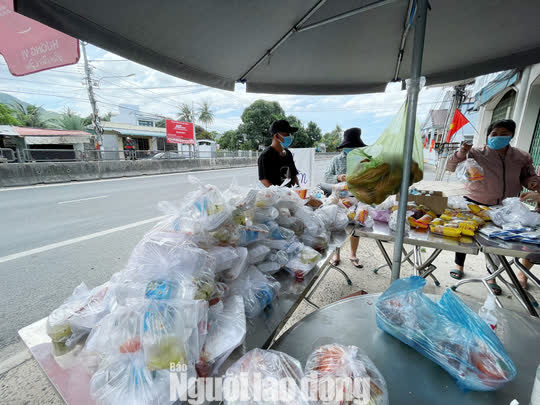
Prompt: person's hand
<box><xmin>460</xmin><ymin>141</ymin><xmax>472</xmax><ymax>154</ymax></box>
<box><xmin>527</xmin><ymin>178</ymin><xmax>540</xmax><ymax>191</ymax></box>
<box><xmin>337</xmin><ymin>174</ymin><xmax>346</xmax><ymax>182</ymax></box>
<box><xmin>520</xmin><ymin>191</ymin><xmax>540</xmax><ymax>204</ymax></box>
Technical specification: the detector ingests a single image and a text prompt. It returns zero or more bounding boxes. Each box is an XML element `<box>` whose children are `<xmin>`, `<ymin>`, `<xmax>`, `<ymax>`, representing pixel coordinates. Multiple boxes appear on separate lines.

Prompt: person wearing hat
<box><xmin>258</xmin><ymin>119</ymin><xmax>300</xmax><ymax>188</ymax></box>
<box><xmin>323</xmin><ymin>127</ymin><xmax>367</xmax><ymax>267</ymax></box>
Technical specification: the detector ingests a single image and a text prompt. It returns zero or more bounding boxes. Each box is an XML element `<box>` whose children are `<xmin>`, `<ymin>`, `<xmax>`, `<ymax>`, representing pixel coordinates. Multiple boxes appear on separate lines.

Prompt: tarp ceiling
<box><xmin>14</xmin><ymin>0</ymin><xmax>540</xmax><ymax>95</ymax></box>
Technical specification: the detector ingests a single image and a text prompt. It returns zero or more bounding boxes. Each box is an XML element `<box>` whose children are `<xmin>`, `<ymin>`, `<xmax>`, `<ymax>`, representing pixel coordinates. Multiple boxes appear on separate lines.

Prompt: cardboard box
<box><xmin>397</xmin><ymin>190</ymin><xmax>448</xmax><ymax>215</ymax></box>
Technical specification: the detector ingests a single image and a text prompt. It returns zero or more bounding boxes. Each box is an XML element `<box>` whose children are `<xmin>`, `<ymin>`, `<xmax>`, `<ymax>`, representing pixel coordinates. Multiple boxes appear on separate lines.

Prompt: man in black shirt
<box><xmin>258</xmin><ymin>120</ymin><xmax>299</xmax><ymax>187</ymax></box>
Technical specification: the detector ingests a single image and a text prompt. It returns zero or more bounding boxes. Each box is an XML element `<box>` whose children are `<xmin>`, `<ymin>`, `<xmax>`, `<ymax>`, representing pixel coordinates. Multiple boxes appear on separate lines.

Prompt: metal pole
<box><xmin>82</xmin><ymin>43</ymin><xmax>103</xmax><ymax>151</ymax></box>
<box><xmin>391</xmin><ymin>0</ymin><xmax>428</xmax><ymax>282</ymax></box>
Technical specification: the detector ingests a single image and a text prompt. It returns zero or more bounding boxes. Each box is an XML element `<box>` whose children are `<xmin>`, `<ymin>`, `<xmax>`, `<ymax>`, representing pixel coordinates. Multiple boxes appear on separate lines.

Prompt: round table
<box><xmin>271</xmin><ymin>293</ymin><xmax>540</xmax><ymax>405</ymax></box>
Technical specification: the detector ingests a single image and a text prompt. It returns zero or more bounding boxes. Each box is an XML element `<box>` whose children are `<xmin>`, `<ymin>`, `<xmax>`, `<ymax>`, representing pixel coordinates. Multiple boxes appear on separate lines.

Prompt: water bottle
<box><xmin>478</xmin><ymin>294</ymin><xmax>498</xmax><ymax>331</ymax></box>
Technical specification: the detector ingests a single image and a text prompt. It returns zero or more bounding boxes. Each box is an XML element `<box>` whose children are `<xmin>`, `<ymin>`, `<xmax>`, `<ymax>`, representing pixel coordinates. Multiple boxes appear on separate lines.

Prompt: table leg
<box><xmin>414</xmin><ymin>247</ymin><xmax>441</xmax><ymax>286</ymax></box>
<box><xmin>498</xmin><ymin>255</ymin><xmax>538</xmax><ymax>317</ymax></box>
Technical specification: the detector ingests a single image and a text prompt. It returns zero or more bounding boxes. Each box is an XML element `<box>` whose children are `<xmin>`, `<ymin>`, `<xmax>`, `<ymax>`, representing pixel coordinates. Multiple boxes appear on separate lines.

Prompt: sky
<box><xmin>0</xmin><ymin>43</ymin><xmax>472</xmax><ymax>144</ymax></box>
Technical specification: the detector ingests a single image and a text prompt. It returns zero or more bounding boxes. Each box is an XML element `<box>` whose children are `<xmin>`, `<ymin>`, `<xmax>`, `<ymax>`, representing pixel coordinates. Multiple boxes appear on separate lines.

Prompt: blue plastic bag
<box><xmin>375</xmin><ymin>277</ymin><xmax>516</xmax><ymax>391</ymax></box>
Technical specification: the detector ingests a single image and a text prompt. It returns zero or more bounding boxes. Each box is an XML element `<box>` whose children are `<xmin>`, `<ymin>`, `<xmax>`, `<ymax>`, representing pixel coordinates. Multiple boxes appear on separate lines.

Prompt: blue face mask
<box><xmin>343</xmin><ymin>148</ymin><xmax>354</xmax><ymax>155</ymax></box>
<box><xmin>487</xmin><ymin>135</ymin><xmax>511</xmax><ymax>150</ymax></box>
<box><xmin>280</xmin><ymin>135</ymin><xmax>293</xmax><ymax>148</ymax></box>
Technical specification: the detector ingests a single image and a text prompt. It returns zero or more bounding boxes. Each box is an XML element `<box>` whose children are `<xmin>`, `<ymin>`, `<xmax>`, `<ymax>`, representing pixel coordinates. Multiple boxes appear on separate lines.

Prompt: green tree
<box><xmin>177</xmin><ymin>102</ymin><xmax>195</xmax><ymax>122</ymax></box>
<box><xmin>285</xmin><ymin>115</ymin><xmax>311</xmax><ymax>148</ymax></box>
<box><xmin>195</xmin><ymin>124</ymin><xmax>214</xmax><ymax>140</ymax></box>
<box><xmin>319</xmin><ymin>125</ymin><xmax>342</xmax><ymax>152</ymax></box>
<box><xmin>0</xmin><ymin>104</ymin><xmax>22</xmax><ymax>125</ymax></box>
<box><xmin>238</xmin><ymin>100</ymin><xmax>285</xmax><ymax>150</ymax></box>
<box><xmin>306</xmin><ymin>121</ymin><xmax>322</xmax><ymax>145</ymax></box>
<box><xmin>83</xmin><ymin>112</ymin><xmax>112</xmax><ymax>127</ymax></box>
<box><xmin>218</xmin><ymin>129</ymin><xmax>243</xmax><ymax>150</ymax></box>
<box><xmin>53</xmin><ymin>108</ymin><xmax>86</xmax><ymax>130</ymax></box>
<box><xmin>197</xmin><ymin>100</ymin><xmax>215</xmax><ymax>130</ymax></box>
<box><xmin>13</xmin><ymin>102</ymin><xmax>50</xmax><ymax>128</ymax></box>
<box><xmin>155</xmin><ymin>118</ymin><xmax>168</xmax><ymax>128</ymax></box>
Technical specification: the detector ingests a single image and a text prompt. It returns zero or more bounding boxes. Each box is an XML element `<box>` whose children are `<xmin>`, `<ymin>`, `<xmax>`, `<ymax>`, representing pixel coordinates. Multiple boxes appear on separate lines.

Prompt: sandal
<box><xmin>487</xmin><ymin>280</ymin><xmax>502</xmax><ymax>296</ymax></box>
<box><xmin>517</xmin><ymin>272</ymin><xmax>529</xmax><ymax>290</ymax></box>
<box><xmin>349</xmin><ymin>258</ymin><xmax>364</xmax><ymax>268</ymax></box>
<box><xmin>330</xmin><ymin>258</ymin><xmax>340</xmax><ymax>266</ymax></box>
<box><xmin>449</xmin><ymin>269</ymin><xmax>464</xmax><ymax>280</ymax></box>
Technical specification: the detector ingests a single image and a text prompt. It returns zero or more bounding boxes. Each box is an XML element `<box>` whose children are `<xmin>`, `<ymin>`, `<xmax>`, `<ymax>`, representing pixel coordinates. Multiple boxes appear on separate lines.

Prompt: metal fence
<box><xmin>14</xmin><ymin>148</ymin><xmax>330</xmax><ymax>163</ymax></box>
<box><xmin>0</xmin><ymin>148</ymin><xmax>16</xmax><ymax>162</ymax></box>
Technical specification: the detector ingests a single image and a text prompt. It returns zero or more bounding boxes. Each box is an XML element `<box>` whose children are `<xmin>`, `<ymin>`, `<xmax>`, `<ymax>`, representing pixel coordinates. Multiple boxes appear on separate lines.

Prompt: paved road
<box><xmin>0</xmin><ymin>160</ymin><xmax>332</xmax><ymax>355</ymax></box>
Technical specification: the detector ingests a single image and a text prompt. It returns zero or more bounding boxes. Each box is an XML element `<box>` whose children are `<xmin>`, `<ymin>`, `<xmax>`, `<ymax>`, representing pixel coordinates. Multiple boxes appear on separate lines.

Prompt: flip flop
<box><xmin>487</xmin><ymin>281</ymin><xmax>502</xmax><ymax>296</ymax></box>
<box><xmin>330</xmin><ymin>258</ymin><xmax>340</xmax><ymax>266</ymax></box>
<box><xmin>449</xmin><ymin>269</ymin><xmax>464</xmax><ymax>280</ymax></box>
<box><xmin>349</xmin><ymin>258</ymin><xmax>364</xmax><ymax>268</ymax></box>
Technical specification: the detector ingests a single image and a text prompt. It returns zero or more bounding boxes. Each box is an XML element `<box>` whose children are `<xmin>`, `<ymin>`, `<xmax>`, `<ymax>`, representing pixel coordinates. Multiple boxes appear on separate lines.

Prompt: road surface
<box><xmin>0</xmin><ymin>160</ymin><xmax>331</xmax><ymax>358</ymax></box>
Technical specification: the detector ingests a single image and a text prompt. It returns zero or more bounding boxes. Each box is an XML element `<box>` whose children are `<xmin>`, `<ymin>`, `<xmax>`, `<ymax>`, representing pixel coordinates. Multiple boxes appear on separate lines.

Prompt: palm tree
<box><xmin>53</xmin><ymin>108</ymin><xmax>86</xmax><ymax>131</ymax></box>
<box><xmin>13</xmin><ymin>102</ymin><xmax>50</xmax><ymax>128</ymax></box>
<box><xmin>177</xmin><ymin>102</ymin><xmax>195</xmax><ymax>122</ymax></box>
<box><xmin>197</xmin><ymin>100</ymin><xmax>215</xmax><ymax>130</ymax></box>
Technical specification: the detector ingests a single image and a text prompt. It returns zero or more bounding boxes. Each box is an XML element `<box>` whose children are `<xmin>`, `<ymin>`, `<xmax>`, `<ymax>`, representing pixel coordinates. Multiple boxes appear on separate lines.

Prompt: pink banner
<box><xmin>0</xmin><ymin>0</ymin><xmax>79</xmax><ymax>76</ymax></box>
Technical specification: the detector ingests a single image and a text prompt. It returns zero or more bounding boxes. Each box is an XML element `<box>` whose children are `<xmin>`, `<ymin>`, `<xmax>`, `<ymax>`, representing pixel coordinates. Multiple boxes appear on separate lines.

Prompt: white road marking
<box><xmin>57</xmin><ymin>195</ymin><xmax>109</xmax><ymax>204</ymax></box>
<box><xmin>0</xmin><ymin>216</ymin><xmax>165</xmax><ymax>264</ymax></box>
<box><xmin>0</xmin><ymin>165</ymin><xmax>257</xmax><ymax>192</ymax></box>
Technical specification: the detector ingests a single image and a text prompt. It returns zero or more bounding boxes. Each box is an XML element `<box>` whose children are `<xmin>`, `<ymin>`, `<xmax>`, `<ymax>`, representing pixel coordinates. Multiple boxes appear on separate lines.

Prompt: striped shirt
<box><xmin>324</xmin><ymin>152</ymin><xmax>347</xmax><ymax>184</ymax></box>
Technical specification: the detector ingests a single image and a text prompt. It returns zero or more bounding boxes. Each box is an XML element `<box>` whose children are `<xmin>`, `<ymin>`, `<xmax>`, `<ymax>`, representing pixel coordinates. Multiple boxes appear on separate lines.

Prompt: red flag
<box><xmin>429</xmin><ymin>139</ymin><xmax>435</xmax><ymax>152</ymax></box>
<box><xmin>445</xmin><ymin>109</ymin><xmax>469</xmax><ymax>143</ymax></box>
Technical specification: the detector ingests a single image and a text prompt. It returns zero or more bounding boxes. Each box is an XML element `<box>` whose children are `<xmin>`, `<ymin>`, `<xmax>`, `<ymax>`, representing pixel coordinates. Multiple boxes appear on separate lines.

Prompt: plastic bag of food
<box><xmin>354</xmin><ymin>203</ymin><xmax>374</xmax><ymax>228</ymax></box>
<box><xmin>208</xmin><ymin>246</ymin><xmax>240</xmax><ymax>272</ymax></box>
<box><xmin>295</xmin><ymin>206</ymin><xmax>324</xmax><ymax>236</ymax></box>
<box><xmin>334</xmin><ymin>208</ymin><xmax>350</xmax><ymax>230</ymax></box>
<box><xmin>347</xmin><ymin>102</ymin><xmax>423</xmax><ymax>204</ymax></box>
<box><xmin>301</xmin><ymin>231</ymin><xmax>329</xmax><ymax>251</ymax></box>
<box><xmin>224</xmin><ymin>349</ymin><xmax>309</xmax><ymax>404</ymax></box>
<box><xmin>447</xmin><ymin>196</ymin><xmax>470</xmax><ymax>210</ymax></box>
<box><xmin>372</xmin><ymin>209</ymin><xmax>392</xmax><ymax>223</ymax></box>
<box><xmin>197</xmin><ymin>295</ymin><xmax>246</xmax><ymax>377</ymax></box>
<box><xmin>456</xmin><ymin>158</ymin><xmax>485</xmax><ymax>183</ymax></box>
<box><xmin>256</xmin><ymin>187</ymin><xmax>280</xmax><ymax>207</ymax></box>
<box><xmin>254</xmin><ymin>206</ymin><xmax>280</xmax><ymax>224</ymax></box>
<box><xmin>268</xmin><ymin>249</ymin><xmax>290</xmax><ymax>266</ymax></box>
<box><xmin>257</xmin><ymin>261</ymin><xmax>282</xmax><ymax>274</ymax></box>
<box><xmin>331</xmin><ymin>181</ymin><xmax>351</xmax><ymax>198</ymax></box>
<box><xmin>275</xmin><ymin>186</ymin><xmax>305</xmax><ymax>210</ymax></box>
<box><xmin>388</xmin><ymin>210</ymin><xmax>411</xmax><ymax>233</ymax></box>
<box><xmin>228</xmin><ymin>266</ymin><xmax>280</xmax><ymax>318</ymax></box>
<box><xmin>222</xmin><ymin>247</ymin><xmax>249</xmax><ymax>281</ymax></box>
<box><xmin>47</xmin><ymin>282</ymin><xmax>115</xmax><ymax>355</ymax></box>
<box><xmin>248</xmin><ymin>243</ymin><xmax>271</xmax><ymax>264</ymax></box>
<box><xmin>286</xmin><ymin>246</ymin><xmax>322</xmax><ymax>277</ymax></box>
<box><xmin>90</xmin><ymin>353</ymin><xmax>170</xmax><ymax>405</ymax></box>
<box><xmin>304</xmin><ymin>344</ymin><xmax>388</xmax><ymax>405</ymax></box>
<box><xmin>185</xmin><ymin>176</ymin><xmax>232</xmax><ymax>231</ymax></box>
<box><xmin>375</xmin><ymin>277</ymin><xmax>516</xmax><ymax>391</ymax></box>
<box><xmin>238</xmin><ymin>224</ymin><xmax>269</xmax><ymax>246</ymax></box>
<box><xmin>268</xmin><ymin>222</ymin><xmax>295</xmax><ymax>240</ymax></box>
<box><xmin>489</xmin><ymin>197</ymin><xmax>540</xmax><ymax>228</ymax></box>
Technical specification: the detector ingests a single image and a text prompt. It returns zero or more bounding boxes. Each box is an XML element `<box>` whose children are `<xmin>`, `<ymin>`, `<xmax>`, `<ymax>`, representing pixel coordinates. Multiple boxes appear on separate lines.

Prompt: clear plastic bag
<box><xmin>222</xmin><ymin>247</ymin><xmax>249</xmax><ymax>281</ymax></box>
<box><xmin>47</xmin><ymin>282</ymin><xmax>115</xmax><ymax>356</ymax></box>
<box><xmin>208</xmin><ymin>246</ymin><xmax>240</xmax><ymax>272</ymax></box>
<box><xmin>375</xmin><ymin>277</ymin><xmax>516</xmax><ymax>391</ymax></box>
<box><xmin>301</xmin><ymin>231</ymin><xmax>329</xmax><ymax>251</ymax></box>
<box><xmin>286</xmin><ymin>246</ymin><xmax>321</xmax><ymax>276</ymax></box>
<box><xmin>372</xmin><ymin>209</ymin><xmax>392</xmax><ymax>223</ymax></box>
<box><xmin>90</xmin><ymin>353</ymin><xmax>170</xmax><ymax>405</ymax></box>
<box><xmin>447</xmin><ymin>196</ymin><xmax>470</xmax><ymax>210</ymax></box>
<box><xmin>257</xmin><ymin>261</ymin><xmax>282</xmax><ymax>274</ymax></box>
<box><xmin>388</xmin><ymin>210</ymin><xmax>411</xmax><ymax>233</ymax></box>
<box><xmin>347</xmin><ymin>102</ymin><xmax>423</xmax><ymax>204</ymax></box>
<box><xmin>489</xmin><ymin>197</ymin><xmax>540</xmax><ymax>228</ymax></box>
<box><xmin>268</xmin><ymin>222</ymin><xmax>295</xmax><ymax>240</ymax></box>
<box><xmin>456</xmin><ymin>158</ymin><xmax>484</xmax><ymax>183</ymax></box>
<box><xmin>224</xmin><ymin>349</ymin><xmax>309</xmax><ymax>405</ymax></box>
<box><xmin>247</xmin><ymin>243</ymin><xmax>271</xmax><ymax>264</ymax></box>
<box><xmin>197</xmin><ymin>295</ymin><xmax>246</xmax><ymax>377</ymax></box>
<box><xmin>331</xmin><ymin>182</ymin><xmax>351</xmax><ymax>198</ymax></box>
<box><xmin>295</xmin><ymin>206</ymin><xmax>324</xmax><ymax>236</ymax></box>
<box><xmin>268</xmin><ymin>249</ymin><xmax>290</xmax><ymax>266</ymax></box>
<box><xmin>254</xmin><ymin>206</ymin><xmax>280</xmax><ymax>224</ymax></box>
<box><xmin>304</xmin><ymin>344</ymin><xmax>388</xmax><ymax>405</ymax></box>
<box><xmin>228</xmin><ymin>266</ymin><xmax>280</xmax><ymax>318</ymax></box>
<box><xmin>354</xmin><ymin>203</ymin><xmax>374</xmax><ymax>228</ymax></box>
<box><xmin>274</xmin><ymin>186</ymin><xmax>305</xmax><ymax>210</ymax></box>
<box><xmin>185</xmin><ymin>176</ymin><xmax>232</xmax><ymax>231</ymax></box>
<box><xmin>238</xmin><ymin>224</ymin><xmax>269</xmax><ymax>246</ymax></box>
<box><xmin>255</xmin><ymin>187</ymin><xmax>280</xmax><ymax>207</ymax></box>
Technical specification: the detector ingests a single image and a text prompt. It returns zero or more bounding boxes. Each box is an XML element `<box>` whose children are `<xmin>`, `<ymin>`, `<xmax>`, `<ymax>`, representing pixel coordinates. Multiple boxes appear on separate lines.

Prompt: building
<box><xmin>110</xmin><ymin>104</ymin><xmax>162</xmax><ymax>127</ymax></box>
<box><xmin>472</xmin><ymin>66</ymin><xmax>540</xmax><ymax>169</ymax></box>
<box><xmin>0</xmin><ymin>125</ymin><xmax>94</xmax><ymax>162</ymax></box>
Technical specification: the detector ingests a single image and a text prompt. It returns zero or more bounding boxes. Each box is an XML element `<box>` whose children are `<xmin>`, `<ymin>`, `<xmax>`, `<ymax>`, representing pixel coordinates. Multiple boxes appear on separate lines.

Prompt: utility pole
<box><xmin>81</xmin><ymin>42</ymin><xmax>103</xmax><ymax>151</ymax></box>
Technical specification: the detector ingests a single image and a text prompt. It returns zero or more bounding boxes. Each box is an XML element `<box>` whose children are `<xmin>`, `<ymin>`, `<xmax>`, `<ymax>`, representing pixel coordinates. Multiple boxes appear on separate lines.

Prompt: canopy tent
<box><xmin>13</xmin><ymin>0</ymin><xmax>540</xmax><ymax>283</ymax></box>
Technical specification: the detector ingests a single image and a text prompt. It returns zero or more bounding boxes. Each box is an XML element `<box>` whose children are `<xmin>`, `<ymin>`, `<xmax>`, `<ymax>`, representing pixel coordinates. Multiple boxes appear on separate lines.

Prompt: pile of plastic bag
<box><xmin>375</xmin><ymin>277</ymin><xmax>516</xmax><ymax>391</ymax></box>
<box><xmin>46</xmin><ymin>177</ymin><xmax>351</xmax><ymax>404</ymax></box>
<box><xmin>225</xmin><ymin>345</ymin><xmax>388</xmax><ymax>404</ymax></box>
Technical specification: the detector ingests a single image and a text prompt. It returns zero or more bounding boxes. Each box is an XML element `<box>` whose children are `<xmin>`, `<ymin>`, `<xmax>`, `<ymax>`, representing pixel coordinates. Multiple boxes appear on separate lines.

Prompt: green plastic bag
<box><xmin>346</xmin><ymin>102</ymin><xmax>424</xmax><ymax>204</ymax></box>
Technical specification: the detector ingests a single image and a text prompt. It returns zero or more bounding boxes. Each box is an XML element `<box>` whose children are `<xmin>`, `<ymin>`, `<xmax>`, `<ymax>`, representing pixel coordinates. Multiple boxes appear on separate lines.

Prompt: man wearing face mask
<box><xmin>322</xmin><ymin>127</ymin><xmax>367</xmax><ymax>267</ymax></box>
<box><xmin>258</xmin><ymin>119</ymin><xmax>300</xmax><ymax>187</ymax></box>
<box><xmin>446</xmin><ymin>119</ymin><xmax>540</xmax><ymax>293</ymax></box>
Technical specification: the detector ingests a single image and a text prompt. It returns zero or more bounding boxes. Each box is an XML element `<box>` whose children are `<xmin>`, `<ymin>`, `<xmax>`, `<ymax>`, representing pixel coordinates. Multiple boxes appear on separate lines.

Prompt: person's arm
<box><xmin>258</xmin><ymin>153</ymin><xmax>271</xmax><ymax>188</ymax></box>
<box><xmin>324</xmin><ymin>157</ymin><xmax>340</xmax><ymax>183</ymax></box>
<box><xmin>520</xmin><ymin>154</ymin><xmax>540</xmax><ymax>192</ymax></box>
<box><xmin>446</xmin><ymin>143</ymin><xmax>471</xmax><ymax>172</ymax></box>
<box><xmin>288</xmin><ymin>152</ymin><xmax>300</xmax><ymax>186</ymax></box>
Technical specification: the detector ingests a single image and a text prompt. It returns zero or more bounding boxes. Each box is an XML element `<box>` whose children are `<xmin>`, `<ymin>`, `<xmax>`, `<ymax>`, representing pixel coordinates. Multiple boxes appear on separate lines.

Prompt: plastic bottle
<box><xmin>478</xmin><ymin>294</ymin><xmax>498</xmax><ymax>331</ymax></box>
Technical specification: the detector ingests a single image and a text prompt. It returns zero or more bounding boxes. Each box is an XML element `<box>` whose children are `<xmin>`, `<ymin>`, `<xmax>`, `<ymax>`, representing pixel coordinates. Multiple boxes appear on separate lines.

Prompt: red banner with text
<box><xmin>166</xmin><ymin>120</ymin><xmax>195</xmax><ymax>144</ymax></box>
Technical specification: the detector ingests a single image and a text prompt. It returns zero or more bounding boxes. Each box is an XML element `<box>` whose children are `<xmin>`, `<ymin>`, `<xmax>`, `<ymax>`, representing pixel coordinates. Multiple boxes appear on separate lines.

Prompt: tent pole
<box><xmin>391</xmin><ymin>0</ymin><xmax>428</xmax><ymax>282</ymax></box>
